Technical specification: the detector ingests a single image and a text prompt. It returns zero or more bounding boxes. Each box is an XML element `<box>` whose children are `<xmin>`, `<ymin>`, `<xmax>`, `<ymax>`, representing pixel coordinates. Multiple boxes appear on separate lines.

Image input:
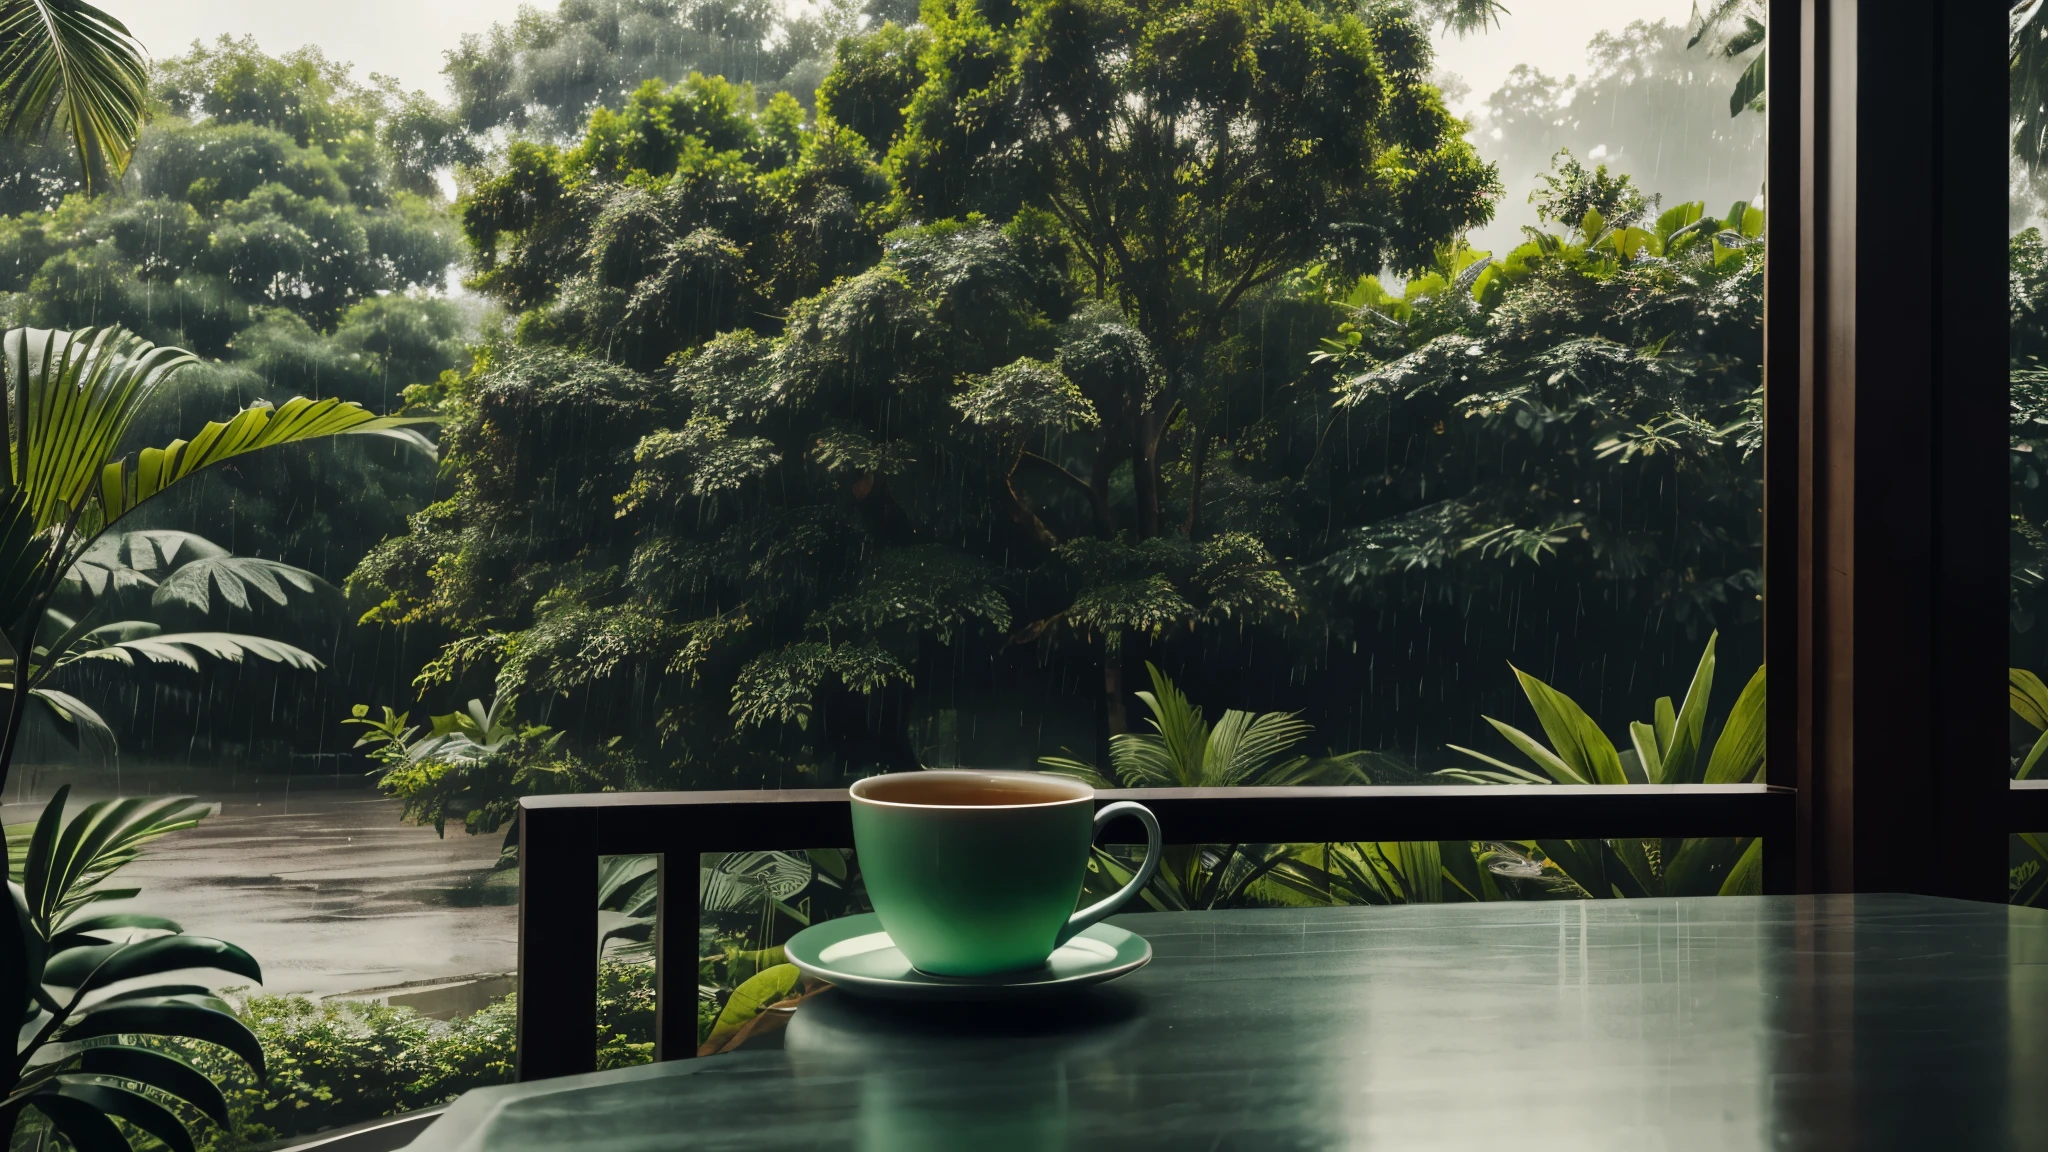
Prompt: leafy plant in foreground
<box><xmin>0</xmin><ymin>0</ymin><xmax>149</xmax><ymax>188</ymax></box>
<box><xmin>2010</xmin><ymin>667</ymin><xmax>2048</xmax><ymax>780</ymax></box>
<box><xmin>0</xmin><ymin>325</ymin><xmax>431</xmax><ymax>796</ymax></box>
<box><xmin>2005</xmin><ymin>669</ymin><xmax>2048</xmax><ymax>907</ymax></box>
<box><xmin>1440</xmin><ymin>632</ymin><xmax>1767</xmax><ymax>898</ymax></box>
<box><xmin>1042</xmin><ymin>663</ymin><xmax>1454</xmax><ymax>911</ymax></box>
<box><xmin>1442</xmin><ymin>630</ymin><xmax>1765</xmax><ymax>787</ymax></box>
<box><xmin>0</xmin><ymin>786</ymin><xmax>264</xmax><ymax>1151</ymax></box>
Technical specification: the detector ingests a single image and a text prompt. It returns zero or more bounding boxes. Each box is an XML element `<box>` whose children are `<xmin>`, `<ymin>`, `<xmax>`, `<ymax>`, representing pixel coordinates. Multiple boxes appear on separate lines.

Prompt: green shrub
<box><xmin>172</xmin><ymin>963</ymin><xmax>653</xmax><ymax>1152</ymax></box>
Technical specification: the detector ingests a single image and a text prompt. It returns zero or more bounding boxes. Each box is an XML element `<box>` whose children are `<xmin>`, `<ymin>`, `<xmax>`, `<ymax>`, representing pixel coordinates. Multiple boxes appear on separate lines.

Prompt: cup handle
<box><xmin>1055</xmin><ymin>800</ymin><xmax>1162</xmax><ymax>948</ymax></box>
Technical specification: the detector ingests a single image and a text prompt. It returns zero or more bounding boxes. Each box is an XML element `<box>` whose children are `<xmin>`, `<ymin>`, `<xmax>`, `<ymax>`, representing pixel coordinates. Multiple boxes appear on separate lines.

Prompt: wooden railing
<box><xmin>514</xmin><ymin>783</ymin><xmax>1798</xmax><ymax>1081</ymax></box>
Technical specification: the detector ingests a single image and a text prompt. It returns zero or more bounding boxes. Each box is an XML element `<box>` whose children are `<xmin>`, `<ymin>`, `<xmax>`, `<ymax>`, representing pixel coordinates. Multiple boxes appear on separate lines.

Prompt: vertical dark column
<box><xmin>1795</xmin><ymin>0</ymin><xmax>2006</xmax><ymax>898</ymax></box>
<box><xmin>516</xmin><ymin>803</ymin><xmax>601</xmax><ymax>1081</ymax></box>
<box><xmin>1926</xmin><ymin>0</ymin><xmax>2010</xmax><ymax>899</ymax></box>
<box><xmin>654</xmin><ymin>848</ymin><xmax>701</xmax><ymax>1061</ymax></box>
<box><xmin>1764</xmin><ymin>0</ymin><xmax>1811</xmax><ymax>890</ymax></box>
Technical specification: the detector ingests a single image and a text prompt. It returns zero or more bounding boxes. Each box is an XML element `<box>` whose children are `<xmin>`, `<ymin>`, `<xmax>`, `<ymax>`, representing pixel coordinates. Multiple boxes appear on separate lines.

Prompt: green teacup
<box><xmin>849</xmin><ymin>770</ymin><xmax>1161</xmax><ymax>977</ymax></box>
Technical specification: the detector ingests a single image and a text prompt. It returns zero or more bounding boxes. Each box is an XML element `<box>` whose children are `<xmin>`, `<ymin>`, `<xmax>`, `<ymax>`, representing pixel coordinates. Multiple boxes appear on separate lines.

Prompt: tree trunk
<box><xmin>1183</xmin><ymin>426</ymin><xmax>1207</xmax><ymax>538</ymax></box>
<box><xmin>1131</xmin><ymin>428</ymin><xmax>1161</xmax><ymax>539</ymax></box>
<box><xmin>1090</xmin><ymin>435</ymin><xmax>1119</xmax><ymax>539</ymax></box>
<box><xmin>1000</xmin><ymin>450</ymin><xmax>1058</xmax><ymax>554</ymax></box>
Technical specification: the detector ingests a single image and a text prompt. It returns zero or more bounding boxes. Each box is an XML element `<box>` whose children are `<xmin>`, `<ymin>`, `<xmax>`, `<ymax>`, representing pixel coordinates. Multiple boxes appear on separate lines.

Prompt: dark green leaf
<box><xmin>23</xmin><ymin>783</ymin><xmax>67</xmax><ymax>928</ymax></box>
<box><xmin>51</xmin><ymin>913</ymin><xmax>183</xmax><ymax>949</ymax></box>
<box><xmin>1719</xmin><ymin>838</ymin><xmax>1764</xmax><ymax>896</ymax></box>
<box><xmin>62</xmin><ymin>999</ymin><xmax>266</xmax><ymax>1077</ymax></box>
<box><xmin>93</xmin><ymin>983</ymin><xmax>212</xmax><ymax>1005</ymax></box>
<box><xmin>0</xmin><ymin>879</ymin><xmax>40</xmax><ymax>1025</ymax></box>
<box><xmin>1728</xmin><ymin>47</ymin><xmax>1767</xmax><ymax>116</ymax></box>
<box><xmin>44</xmin><ymin>935</ymin><xmax>260</xmax><ymax>992</ymax></box>
<box><xmin>79</xmin><ymin>1046</ymin><xmax>230</xmax><ymax>1127</ymax></box>
<box><xmin>31</xmin><ymin>1091</ymin><xmax>128</xmax><ymax>1152</ymax></box>
<box><xmin>1612</xmin><ymin>838</ymin><xmax>1660</xmax><ymax>896</ymax></box>
<box><xmin>1704</xmin><ymin>664</ymin><xmax>1767</xmax><ymax>784</ymax></box>
<box><xmin>44</xmin><ymin>1078</ymin><xmax>195</xmax><ymax>1152</ymax></box>
<box><xmin>1536</xmin><ymin>839</ymin><xmax>1607</xmax><ymax>898</ymax></box>
<box><xmin>1663</xmin><ymin>837</ymin><xmax>1744</xmax><ymax>897</ymax></box>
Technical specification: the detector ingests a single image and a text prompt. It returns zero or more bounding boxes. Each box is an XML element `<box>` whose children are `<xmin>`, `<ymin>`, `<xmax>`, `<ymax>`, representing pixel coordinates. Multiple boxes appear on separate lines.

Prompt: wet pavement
<box><xmin>4</xmin><ymin>766</ymin><xmax>518</xmax><ymax>1000</ymax></box>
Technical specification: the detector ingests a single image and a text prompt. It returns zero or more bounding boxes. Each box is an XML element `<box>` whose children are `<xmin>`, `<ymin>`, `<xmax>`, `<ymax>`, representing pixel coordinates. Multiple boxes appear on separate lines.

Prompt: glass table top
<box><xmin>409</xmin><ymin>894</ymin><xmax>2048</xmax><ymax>1151</ymax></box>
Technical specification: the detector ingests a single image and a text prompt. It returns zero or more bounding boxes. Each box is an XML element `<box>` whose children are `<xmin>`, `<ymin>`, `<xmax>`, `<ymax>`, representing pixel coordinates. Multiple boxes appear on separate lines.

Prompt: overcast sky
<box><xmin>126</xmin><ymin>0</ymin><xmax>1700</xmax><ymax>105</ymax></box>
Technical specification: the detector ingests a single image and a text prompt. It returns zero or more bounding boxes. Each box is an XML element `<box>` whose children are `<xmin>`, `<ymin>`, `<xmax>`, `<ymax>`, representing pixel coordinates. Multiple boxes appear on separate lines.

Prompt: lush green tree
<box><xmin>154</xmin><ymin>36</ymin><xmax>478</xmax><ymax>202</ymax></box>
<box><xmin>351</xmin><ymin>0</ymin><xmax>1498</xmax><ymax>793</ymax></box>
<box><xmin>0</xmin><ymin>40</ymin><xmax>470</xmax><ymax>768</ymax></box>
<box><xmin>814</xmin><ymin>19</ymin><xmax>928</xmax><ymax>154</ymax></box>
<box><xmin>1306</xmin><ymin>158</ymin><xmax>1765</xmax><ymax>738</ymax></box>
<box><xmin>444</xmin><ymin>0</ymin><xmax>865</xmax><ymax>143</ymax></box>
<box><xmin>871</xmin><ymin>0</ymin><xmax>1498</xmax><ymax>729</ymax></box>
<box><xmin>457</xmin><ymin>70</ymin><xmax>889</xmax><ymax>371</ymax></box>
<box><xmin>352</xmin><ymin>6</ymin><xmax>1765</xmax><ymax>816</ymax></box>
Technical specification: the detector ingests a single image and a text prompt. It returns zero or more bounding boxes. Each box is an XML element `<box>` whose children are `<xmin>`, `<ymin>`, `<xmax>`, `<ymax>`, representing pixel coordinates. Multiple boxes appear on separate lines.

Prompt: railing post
<box><xmin>654</xmin><ymin>848</ymin><xmax>701</xmax><ymax>1061</ymax></box>
<box><xmin>516</xmin><ymin>802</ymin><xmax>600</xmax><ymax>1081</ymax></box>
<box><xmin>1763</xmin><ymin>795</ymin><xmax>1798</xmax><ymax>896</ymax></box>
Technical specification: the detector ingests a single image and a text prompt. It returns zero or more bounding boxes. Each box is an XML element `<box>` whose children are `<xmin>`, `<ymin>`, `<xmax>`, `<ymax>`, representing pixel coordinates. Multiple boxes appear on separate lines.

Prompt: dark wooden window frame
<box><xmin>509</xmin><ymin>0</ymin><xmax>2019</xmax><ymax>1083</ymax></box>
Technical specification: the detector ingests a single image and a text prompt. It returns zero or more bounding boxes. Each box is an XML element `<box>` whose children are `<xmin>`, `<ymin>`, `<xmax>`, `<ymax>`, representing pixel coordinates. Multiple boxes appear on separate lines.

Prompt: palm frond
<box><xmin>150</xmin><ymin>555</ymin><xmax>323</xmax><ymax>613</ymax></box>
<box><xmin>700</xmin><ymin>850</ymin><xmax>812</xmax><ymax>914</ymax></box>
<box><xmin>1209</xmin><ymin>707</ymin><xmax>1313</xmax><ymax>785</ymax></box>
<box><xmin>1130</xmin><ymin>662</ymin><xmax>1207</xmax><ymax>784</ymax></box>
<box><xmin>1105</xmin><ymin>731</ymin><xmax>1182</xmax><ymax>787</ymax></box>
<box><xmin>1037</xmin><ymin>755</ymin><xmax>1113</xmax><ymax>788</ymax></box>
<box><xmin>94</xmin><ymin>396</ymin><xmax>438</xmax><ymax>530</ymax></box>
<box><xmin>0</xmin><ymin>0</ymin><xmax>149</xmax><ymax>188</ymax></box>
<box><xmin>6</xmin><ymin>327</ymin><xmax>194</xmax><ymax>537</ymax></box>
<box><xmin>2021</xmin><ymin>0</ymin><xmax>2048</xmax><ymax>172</ymax></box>
<box><xmin>65</xmin><ymin>631</ymin><xmax>323</xmax><ymax>672</ymax></box>
<box><xmin>64</xmin><ymin>530</ymin><xmax>223</xmax><ymax>597</ymax></box>
<box><xmin>1429</xmin><ymin>0</ymin><xmax>1509</xmax><ymax>36</ymax></box>
<box><xmin>21</xmin><ymin>786</ymin><xmax>211</xmax><ymax>938</ymax></box>
<box><xmin>28</xmin><ymin>687</ymin><xmax>112</xmax><ymax>757</ymax></box>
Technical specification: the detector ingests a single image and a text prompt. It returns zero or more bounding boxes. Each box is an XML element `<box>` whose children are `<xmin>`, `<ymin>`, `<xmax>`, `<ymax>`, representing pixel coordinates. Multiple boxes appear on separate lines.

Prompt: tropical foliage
<box><xmin>1441</xmin><ymin>632</ymin><xmax>1765</xmax><ymax>788</ymax></box>
<box><xmin>0</xmin><ymin>325</ymin><xmax>429</xmax><ymax>793</ymax></box>
<box><xmin>345</xmin><ymin>695</ymin><xmax>562</xmax><ymax>838</ymax></box>
<box><xmin>352</xmin><ymin>2</ymin><xmax>1768</xmax><ymax>807</ymax></box>
<box><xmin>15</xmin><ymin>531</ymin><xmax>330</xmax><ymax>761</ymax></box>
<box><xmin>1043</xmin><ymin>662</ymin><xmax>1372</xmax><ymax>790</ymax></box>
<box><xmin>1046</xmin><ymin>652</ymin><xmax>1762</xmax><ymax>914</ymax></box>
<box><xmin>0</xmin><ymin>3</ymin><xmax>1804</xmax><ymax>1131</ymax></box>
<box><xmin>2012</xmin><ymin>227</ymin><xmax>2048</xmax><ymax>908</ymax></box>
<box><xmin>0</xmin><ymin>0</ymin><xmax>149</xmax><ymax>188</ymax></box>
<box><xmin>0</xmin><ymin>37</ymin><xmax>472</xmax><ymax>768</ymax></box>
<box><xmin>445</xmin><ymin>0</ymin><xmax>866</xmax><ymax>142</ymax></box>
<box><xmin>1686</xmin><ymin>1</ymin><xmax>1767</xmax><ymax>118</ymax></box>
<box><xmin>0</xmin><ymin>786</ymin><xmax>264</xmax><ymax>1151</ymax></box>
<box><xmin>1437</xmin><ymin>635</ymin><xmax>1765</xmax><ymax>900</ymax></box>
<box><xmin>2017</xmin><ymin>0</ymin><xmax>2048</xmax><ymax>176</ymax></box>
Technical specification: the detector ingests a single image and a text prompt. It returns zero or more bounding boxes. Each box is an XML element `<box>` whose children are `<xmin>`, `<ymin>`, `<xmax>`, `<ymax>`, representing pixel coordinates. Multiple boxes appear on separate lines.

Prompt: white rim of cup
<box><xmin>848</xmin><ymin>768</ymin><xmax>1094</xmax><ymax>810</ymax></box>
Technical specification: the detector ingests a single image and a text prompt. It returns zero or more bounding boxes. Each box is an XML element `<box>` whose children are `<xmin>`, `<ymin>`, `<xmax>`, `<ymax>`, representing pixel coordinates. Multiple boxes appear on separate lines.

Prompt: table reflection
<box><xmin>784</xmin><ymin>988</ymin><xmax>1147</xmax><ymax>1152</ymax></box>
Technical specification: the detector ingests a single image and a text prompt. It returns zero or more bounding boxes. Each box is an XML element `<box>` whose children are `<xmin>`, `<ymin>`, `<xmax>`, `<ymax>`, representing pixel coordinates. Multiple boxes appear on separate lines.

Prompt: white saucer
<box><xmin>781</xmin><ymin>913</ymin><xmax>1151</xmax><ymax>1000</ymax></box>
